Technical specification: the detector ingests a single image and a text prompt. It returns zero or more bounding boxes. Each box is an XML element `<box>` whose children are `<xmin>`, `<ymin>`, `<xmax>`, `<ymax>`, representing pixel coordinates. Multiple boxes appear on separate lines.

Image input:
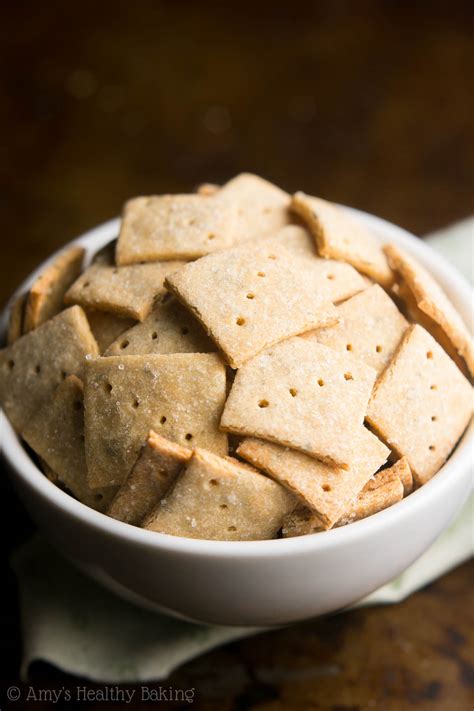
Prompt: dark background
<box><xmin>1</xmin><ymin>1</ymin><xmax>473</xmax><ymax>709</ymax></box>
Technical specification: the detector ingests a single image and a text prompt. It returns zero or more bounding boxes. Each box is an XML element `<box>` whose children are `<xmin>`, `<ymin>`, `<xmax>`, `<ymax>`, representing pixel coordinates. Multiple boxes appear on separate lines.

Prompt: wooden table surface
<box><xmin>1</xmin><ymin>1</ymin><xmax>473</xmax><ymax>709</ymax></box>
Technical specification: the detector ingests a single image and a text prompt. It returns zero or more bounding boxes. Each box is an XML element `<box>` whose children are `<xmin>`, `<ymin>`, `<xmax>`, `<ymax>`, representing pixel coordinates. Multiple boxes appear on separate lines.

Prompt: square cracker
<box><xmin>107</xmin><ymin>430</ymin><xmax>192</xmax><ymax>525</ymax></box>
<box><xmin>64</xmin><ymin>259</ymin><xmax>185</xmax><ymax>321</ymax></box>
<box><xmin>367</xmin><ymin>324</ymin><xmax>473</xmax><ymax>485</ymax></box>
<box><xmin>0</xmin><ymin>306</ymin><xmax>98</xmax><ymax>432</ymax></box>
<box><xmin>104</xmin><ymin>297</ymin><xmax>214</xmax><ymax>357</ymax></box>
<box><xmin>84</xmin><ymin>353</ymin><xmax>228</xmax><ymax>488</ymax></box>
<box><xmin>22</xmin><ymin>376</ymin><xmax>116</xmax><ymax>512</ymax></box>
<box><xmin>282</xmin><ymin>459</ymin><xmax>405</xmax><ymax>536</ymax></box>
<box><xmin>165</xmin><ymin>242</ymin><xmax>339</xmax><ymax>368</ymax></box>
<box><xmin>23</xmin><ymin>246</ymin><xmax>85</xmax><ymax>332</ymax></box>
<box><xmin>144</xmin><ymin>448</ymin><xmax>296</xmax><ymax>541</ymax></box>
<box><xmin>291</xmin><ymin>192</ymin><xmax>393</xmax><ymax>287</ymax></box>
<box><xmin>221</xmin><ymin>337</ymin><xmax>378</xmax><ymax>469</ymax></box>
<box><xmin>385</xmin><ymin>243</ymin><xmax>474</xmax><ymax>378</ymax></box>
<box><xmin>237</xmin><ymin>428</ymin><xmax>389</xmax><ymax>529</ymax></box>
<box><xmin>84</xmin><ymin>309</ymin><xmax>136</xmax><ymax>353</ymax></box>
<box><xmin>7</xmin><ymin>292</ymin><xmax>27</xmax><ymax>345</ymax></box>
<box><xmin>217</xmin><ymin>173</ymin><xmax>290</xmax><ymax>242</ymax></box>
<box><xmin>305</xmin><ymin>284</ymin><xmax>409</xmax><ymax>375</ymax></box>
<box><xmin>116</xmin><ymin>194</ymin><xmax>236</xmax><ymax>264</ymax></box>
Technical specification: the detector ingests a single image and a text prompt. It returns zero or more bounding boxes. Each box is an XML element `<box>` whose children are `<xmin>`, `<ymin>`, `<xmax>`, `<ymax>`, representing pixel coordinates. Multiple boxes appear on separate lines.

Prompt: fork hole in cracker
<box><xmin>220</xmin><ymin>503</ymin><xmax>228</xmax><ymax>509</ymax></box>
<box><xmin>431</xmin><ymin>415</ymin><xmax>437</xmax><ymax>422</ymax></box>
<box><xmin>61</xmin><ymin>370</ymin><xmax>68</xmax><ymax>380</ymax></box>
<box><xmin>268</xmin><ymin>254</ymin><xmax>277</xmax><ymax>260</ymax></box>
<box><xmin>246</xmin><ymin>292</ymin><xmax>255</xmax><ymax>300</ymax></box>
<box><xmin>430</xmin><ymin>384</ymin><xmax>437</xmax><ymax>390</ymax></box>
<box><xmin>132</xmin><ymin>399</ymin><xmax>140</xmax><ymax>409</ymax></box>
<box><xmin>346</xmin><ymin>344</ymin><xmax>353</xmax><ymax>352</ymax></box>
<box><xmin>429</xmin><ymin>445</ymin><xmax>436</xmax><ymax>451</ymax></box>
<box><xmin>120</xmin><ymin>339</ymin><xmax>129</xmax><ymax>350</ymax></box>
<box><xmin>34</xmin><ymin>364</ymin><xmax>41</xmax><ymax>375</ymax></box>
<box><xmin>322</xmin><ymin>484</ymin><xmax>331</xmax><ymax>492</ymax></box>
<box><xmin>104</xmin><ymin>382</ymin><xmax>113</xmax><ymax>394</ymax></box>
<box><xmin>257</xmin><ymin>271</ymin><xmax>266</xmax><ymax>277</ymax></box>
<box><xmin>375</xmin><ymin>345</ymin><xmax>382</xmax><ymax>353</ymax></box>
<box><xmin>82</xmin><ymin>281</ymin><xmax>90</xmax><ymax>289</ymax></box>
<box><xmin>185</xmin><ymin>433</ymin><xmax>193</xmax><ymax>441</ymax></box>
<box><xmin>227</xmin><ymin>525</ymin><xmax>237</xmax><ymax>532</ymax></box>
<box><xmin>317</xmin><ymin>379</ymin><xmax>325</xmax><ymax>387</ymax></box>
<box><xmin>209</xmin><ymin>479</ymin><xmax>218</xmax><ymax>486</ymax></box>
<box><xmin>208</xmin><ymin>233</ymin><xmax>216</xmax><ymax>241</ymax></box>
<box><xmin>7</xmin><ymin>359</ymin><xmax>15</xmax><ymax>370</ymax></box>
<box><xmin>326</xmin><ymin>274</ymin><xmax>335</xmax><ymax>280</ymax></box>
<box><xmin>160</xmin><ymin>415</ymin><xmax>167</xmax><ymax>424</ymax></box>
<box><xmin>236</xmin><ymin>317</ymin><xmax>246</xmax><ymax>326</ymax></box>
<box><xmin>181</xmin><ymin>326</ymin><xmax>189</xmax><ymax>335</ymax></box>
<box><xmin>151</xmin><ymin>331</ymin><xmax>158</xmax><ymax>340</ymax></box>
<box><xmin>289</xmin><ymin>388</ymin><xmax>298</xmax><ymax>397</ymax></box>
<box><xmin>344</xmin><ymin>372</ymin><xmax>353</xmax><ymax>381</ymax></box>
<box><xmin>258</xmin><ymin>399</ymin><xmax>269</xmax><ymax>408</ymax></box>
<box><xmin>427</xmin><ymin>351</ymin><xmax>433</xmax><ymax>359</ymax></box>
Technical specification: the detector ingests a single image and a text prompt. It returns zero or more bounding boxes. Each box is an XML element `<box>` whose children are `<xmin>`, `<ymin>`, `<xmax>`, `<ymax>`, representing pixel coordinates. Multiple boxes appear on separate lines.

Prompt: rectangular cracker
<box><xmin>116</xmin><ymin>194</ymin><xmax>236</xmax><ymax>264</ymax></box>
<box><xmin>282</xmin><ymin>461</ymin><xmax>405</xmax><ymax>536</ymax></box>
<box><xmin>305</xmin><ymin>284</ymin><xmax>409</xmax><ymax>375</ymax></box>
<box><xmin>221</xmin><ymin>337</ymin><xmax>378</xmax><ymax>469</ymax></box>
<box><xmin>107</xmin><ymin>431</ymin><xmax>192</xmax><ymax>525</ymax></box>
<box><xmin>84</xmin><ymin>309</ymin><xmax>136</xmax><ymax>354</ymax></box>
<box><xmin>64</xmin><ymin>260</ymin><xmax>185</xmax><ymax>321</ymax></box>
<box><xmin>84</xmin><ymin>353</ymin><xmax>228</xmax><ymax>488</ymax></box>
<box><xmin>165</xmin><ymin>242</ymin><xmax>339</xmax><ymax>368</ymax></box>
<box><xmin>104</xmin><ymin>297</ymin><xmax>214</xmax><ymax>356</ymax></box>
<box><xmin>217</xmin><ymin>172</ymin><xmax>291</xmax><ymax>242</ymax></box>
<box><xmin>387</xmin><ymin>456</ymin><xmax>413</xmax><ymax>496</ymax></box>
<box><xmin>144</xmin><ymin>448</ymin><xmax>296</xmax><ymax>540</ymax></box>
<box><xmin>0</xmin><ymin>306</ymin><xmax>99</xmax><ymax>432</ymax></box>
<box><xmin>7</xmin><ymin>292</ymin><xmax>27</xmax><ymax>345</ymax></box>
<box><xmin>291</xmin><ymin>192</ymin><xmax>393</xmax><ymax>287</ymax></box>
<box><xmin>23</xmin><ymin>246</ymin><xmax>85</xmax><ymax>332</ymax></box>
<box><xmin>22</xmin><ymin>376</ymin><xmax>116</xmax><ymax>512</ymax></box>
<box><xmin>237</xmin><ymin>428</ymin><xmax>389</xmax><ymax>529</ymax></box>
<box><xmin>367</xmin><ymin>324</ymin><xmax>473</xmax><ymax>485</ymax></box>
<box><xmin>385</xmin><ymin>243</ymin><xmax>474</xmax><ymax>377</ymax></box>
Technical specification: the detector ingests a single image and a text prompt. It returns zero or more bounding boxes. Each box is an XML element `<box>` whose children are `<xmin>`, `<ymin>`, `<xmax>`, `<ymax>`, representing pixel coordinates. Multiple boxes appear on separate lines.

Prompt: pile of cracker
<box><xmin>1</xmin><ymin>174</ymin><xmax>472</xmax><ymax>541</ymax></box>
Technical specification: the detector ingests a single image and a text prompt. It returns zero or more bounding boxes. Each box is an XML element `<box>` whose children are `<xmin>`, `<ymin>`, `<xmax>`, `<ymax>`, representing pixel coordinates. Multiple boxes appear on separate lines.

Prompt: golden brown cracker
<box><xmin>144</xmin><ymin>448</ymin><xmax>296</xmax><ymax>540</ymax></box>
<box><xmin>291</xmin><ymin>192</ymin><xmax>393</xmax><ymax>286</ymax></box>
<box><xmin>222</xmin><ymin>337</ymin><xmax>378</xmax><ymax>469</ymax></box>
<box><xmin>165</xmin><ymin>242</ymin><xmax>339</xmax><ymax>368</ymax></box>
<box><xmin>107</xmin><ymin>430</ymin><xmax>192</xmax><ymax>525</ymax></box>
<box><xmin>0</xmin><ymin>306</ymin><xmax>99</xmax><ymax>432</ymax></box>
<box><xmin>116</xmin><ymin>194</ymin><xmax>236</xmax><ymax>264</ymax></box>
<box><xmin>7</xmin><ymin>293</ymin><xmax>27</xmax><ymax>345</ymax></box>
<box><xmin>367</xmin><ymin>325</ymin><xmax>473</xmax><ymax>485</ymax></box>
<box><xmin>84</xmin><ymin>353</ymin><xmax>228</xmax><ymax>488</ymax></box>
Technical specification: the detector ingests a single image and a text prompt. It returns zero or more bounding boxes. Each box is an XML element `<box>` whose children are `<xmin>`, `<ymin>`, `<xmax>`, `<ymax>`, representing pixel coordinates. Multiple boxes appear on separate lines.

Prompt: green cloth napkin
<box><xmin>12</xmin><ymin>220</ymin><xmax>474</xmax><ymax>683</ymax></box>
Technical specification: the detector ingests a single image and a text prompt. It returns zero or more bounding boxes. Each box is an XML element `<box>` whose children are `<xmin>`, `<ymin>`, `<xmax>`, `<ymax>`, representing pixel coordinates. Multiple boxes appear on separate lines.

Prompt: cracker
<box><xmin>85</xmin><ymin>309</ymin><xmax>136</xmax><ymax>353</ymax></box>
<box><xmin>165</xmin><ymin>242</ymin><xmax>339</xmax><ymax>368</ymax></box>
<box><xmin>144</xmin><ymin>448</ymin><xmax>296</xmax><ymax>540</ymax></box>
<box><xmin>22</xmin><ymin>376</ymin><xmax>116</xmax><ymax>511</ymax></box>
<box><xmin>221</xmin><ymin>337</ymin><xmax>378</xmax><ymax>469</ymax></box>
<box><xmin>282</xmin><ymin>462</ymin><xmax>404</xmax><ymax>536</ymax></box>
<box><xmin>23</xmin><ymin>246</ymin><xmax>85</xmax><ymax>332</ymax></box>
<box><xmin>237</xmin><ymin>427</ymin><xmax>389</xmax><ymax>529</ymax></box>
<box><xmin>0</xmin><ymin>306</ymin><xmax>98</xmax><ymax>432</ymax></box>
<box><xmin>262</xmin><ymin>227</ymin><xmax>368</xmax><ymax>303</ymax></box>
<box><xmin>116</xmin><ymin>194</ymin><xmax>236</xmax><ymax>264</ymax></box>
<box><xmin>305</xmin><ymin>284</ymin><xmax>409</xmax><ymax>375</ymax></box>
<box><xmin>291</xmin><ymin>192</ymin><xmax>393</xmax><ymax>286</ymax></box>
<box><xmin>367</xmin><ymin>324</ymin><xmax>473</xmax><ymax>485</ymax></box>
<box><xmin>104</xmin><ymin>298</ymin><xmax>214</xmax><ymax>357</ymax></box>
<box><xmin>7</xmin><ymin>293</ymin><xmax>27</xmax><ymax>345</ymax></box>
<box><xmin>388</xmin><ymin>456</ymin><xmax>413</xmax><ymax>496</ymax></box>
<box><xmin>84</xmin><ymin>353</ymin><xmax>228</xmax><ymax>488</ymax></box>
<box><xmin>218</xmin><ymin>173</ymin><xmax>290</xmax><ymax>241</ymax></box>
<box><xmin>385</xmin><ymin>243</ymin><xmax>474</xmax><ymax>377</ymax></box>
<box><xmin>107</xmin><ymin>430</ymin><xmax>192</xmax><ymax>525</ymax></box>
<box><xmin>64</xmin><ymin>260</ymin><xmax>185</xmax><ymax>321</ymax></box>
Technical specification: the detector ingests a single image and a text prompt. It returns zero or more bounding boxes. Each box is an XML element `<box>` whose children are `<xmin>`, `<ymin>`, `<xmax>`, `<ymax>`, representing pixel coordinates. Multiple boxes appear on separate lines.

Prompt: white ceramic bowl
<box><xmin>1</xmin><ymin>209</ymin><xmax>473</xmax><ymax>626</ymax></box>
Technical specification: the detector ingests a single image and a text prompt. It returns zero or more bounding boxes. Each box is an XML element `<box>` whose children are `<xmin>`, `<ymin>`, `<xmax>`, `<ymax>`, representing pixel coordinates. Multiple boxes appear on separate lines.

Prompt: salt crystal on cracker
<box><xmin>165</xmin><ymin>242</ymin><xmax>339</xmax><ymax>368</ymax></box>
<box><xmin>144</xmin><ymin>447</ymin><xmax>295</xmax><ymax>540</ymax></box>
<box><xmin>385</xmin><ymin>243</ymin><xmax>474</xmax><ymax>378</ymax></box>
<box><xmin>305</xmin><ymin>284</ymin><xmax>409</xmax><ymax>375</ymax></box>
<box><xmin>367</xmin><ymin>324</ymin><xmax>473</xmax><ymax>485</ymax></box>
<box><xmin>237</xmin><ymin>428</ymin><xmax>389</xmax><ymax>529</ymax></box>
<box><xmin>23</xmin><ymin>246</ymin><xmax>85</xmax><ymax>332</ymax></box>
<box><xmin>0</xmin><ymin>306</ymin><xmax>98</xmax><ymax>432</ymax></box>
<box><xmin>84</xmin><ymin>353</ymin><xmax>228</xmax><ymax>488</ymax></box>
<box><xmin>116</xmin><ymin>194</ymin><xmax>236</xmax><ymax>264</ymax></box>
<box><xmin>107</xmin><ymin>430</ymin><xmax>192</xmax><ymax>525</ymax></box>
<box><xmin>291</xmin><ymin>192</ymin><xmax>393</xmax><ymax>286</ymax></box>
<box><xmin>221</xmin><ymin>337</ymin><xmax>378</xmax><ymax>469</ymax></box>
<box><xmin>104</xmin><ymin>297</ymin><xmax>214</xmax><ymax>357</ymax></box>
<box><xmin>65</xmin><ymin>260</ymin><xmax>185</xmax><ymax>321</ymax></box>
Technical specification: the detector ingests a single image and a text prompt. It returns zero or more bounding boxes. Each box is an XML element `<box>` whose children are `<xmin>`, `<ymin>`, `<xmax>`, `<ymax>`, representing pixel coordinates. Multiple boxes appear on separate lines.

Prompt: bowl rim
<box><xmin>1</xmin><ymin>206</ymin><xmax>473</xmax><ymax>559</ymax></box>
